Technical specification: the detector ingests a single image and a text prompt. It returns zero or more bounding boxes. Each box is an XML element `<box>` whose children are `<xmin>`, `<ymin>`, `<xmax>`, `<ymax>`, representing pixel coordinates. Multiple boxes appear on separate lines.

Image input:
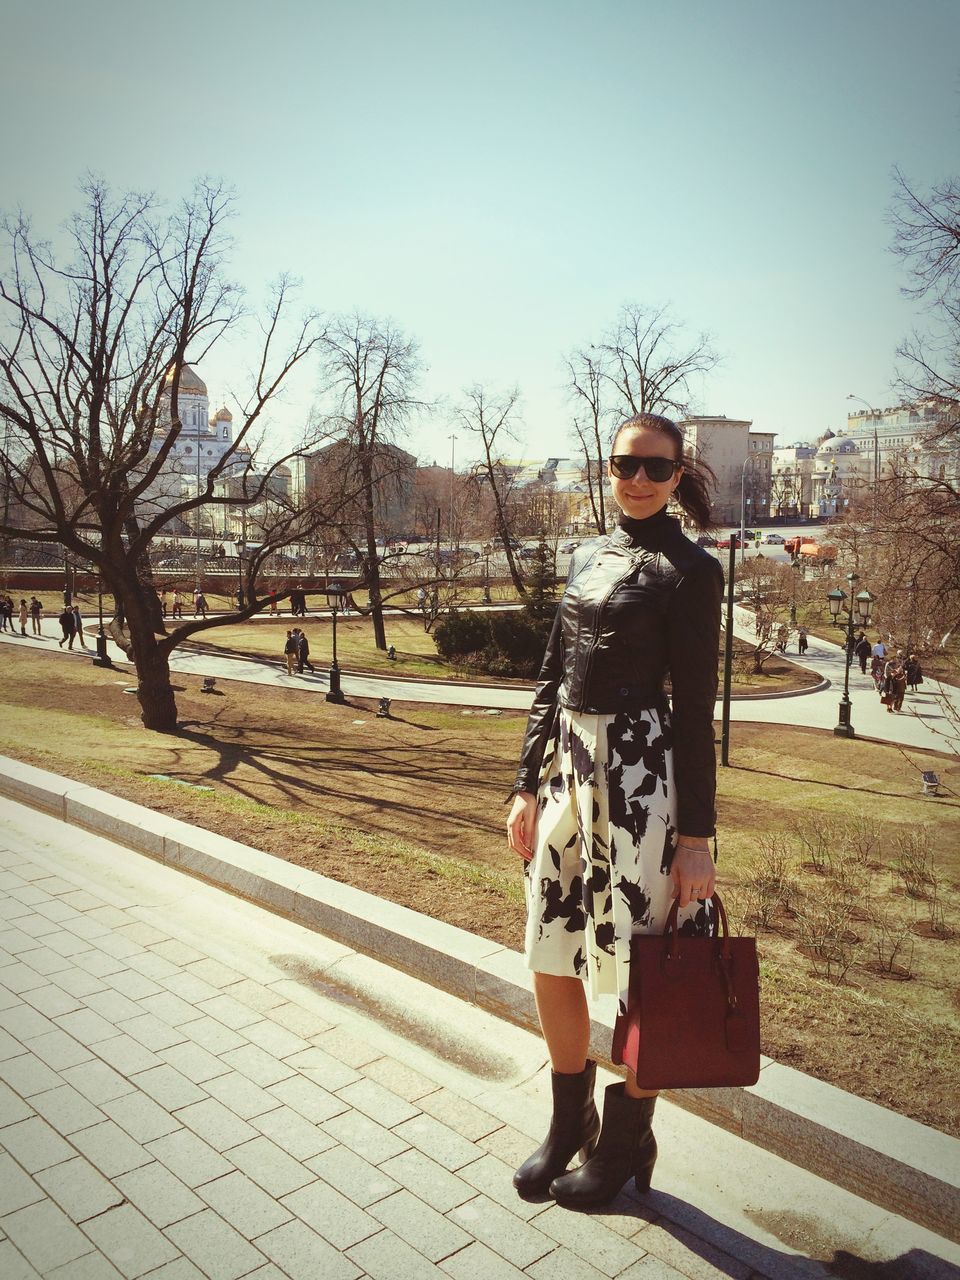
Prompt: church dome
<box><xmin>816</xmin><ymin>437</ymin><xmax>859</xmax><ymax>456</ymax></box>
<box><xmin>164</xmin><ymin>363</ymin><xmax>207</xmax><ymax>395</ymax></box>
<box><xmin>214</xmin><ymin>405</ymin><xmax>233</xmax><ymax>422</ymax></box>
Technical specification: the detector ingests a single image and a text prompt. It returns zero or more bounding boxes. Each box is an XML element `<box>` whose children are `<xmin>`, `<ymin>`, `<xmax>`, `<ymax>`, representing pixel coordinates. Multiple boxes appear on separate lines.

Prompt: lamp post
<box><xmin>483</xmin><ymin>542</ymin><xmax>492</xmax><ymax>604</ymax></box>
<box><xmin>847</xmin><ymin>394</ymin><xmax>880</xmax><ymax>519</ymax></box>
<box><xmin>722</xmin><ymin>447</ymin><xmax>774</xmax><ymax>765</ymax></box>
<box><xmin>827</xmin><ymin>571</ymin><xmax>874</xmax><ymax>738</ymax></box>
<box><xmin>738</xmin><ymin>449</ymin><xmax>772</xmax><ymax>565</ymax></box>
<box><xmin>236</xmin><ymin>538</ymin><xmax>245</xmax><ymax>611</ymax></box>
<box><xmin>92</xmin><ymin>569</ymin><xmax>113</xmax><ymax>668</ymax></box>
<box><xmin>325</xmin><ymin>581</ymin><xmax>346</xmax><ymax>703</ymax></box>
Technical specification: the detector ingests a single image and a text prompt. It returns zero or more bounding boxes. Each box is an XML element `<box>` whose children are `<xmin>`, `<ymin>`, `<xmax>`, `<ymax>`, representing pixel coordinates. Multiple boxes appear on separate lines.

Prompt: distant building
<box><xmin>771</xmin><ymin>444</ymin><xmax>816</xmax><ymax>517</ymax></box>
<box><xmin>301</xmin><ymin>439</ymin><xmax>417</xmax><ymax>537</ymax></box>
<box><xmin>844</xmin><ymin>400</ymin><xmax>958</xmax><ymax>486</ymax></box>
<box><xmin>679</xmin><ymin>416</ymin><xmax>775</xmax><ymax>525</ymax></box>
<box><xmin>153</xmin><ymin>364</ymin><xmax>248</xmax><ymax>481</ymax></box>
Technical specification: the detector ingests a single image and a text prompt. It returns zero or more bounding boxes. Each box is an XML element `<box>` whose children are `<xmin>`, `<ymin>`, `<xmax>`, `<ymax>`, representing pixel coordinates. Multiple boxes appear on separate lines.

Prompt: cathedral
<box><xmin>157</xmin><ymin>363</ymin><xmax>248</xmax><ymax>481</ymax></box>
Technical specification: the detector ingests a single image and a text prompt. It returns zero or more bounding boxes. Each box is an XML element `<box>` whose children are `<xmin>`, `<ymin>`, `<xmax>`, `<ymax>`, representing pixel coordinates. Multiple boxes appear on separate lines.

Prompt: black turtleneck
<box><xmin>615</xmin><ymin>506</ymin><xmax>674</xmax><ymax>548</ymax></box>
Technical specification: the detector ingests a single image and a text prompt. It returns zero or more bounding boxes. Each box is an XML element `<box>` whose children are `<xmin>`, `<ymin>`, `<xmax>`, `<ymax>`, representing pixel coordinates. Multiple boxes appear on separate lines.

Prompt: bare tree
<box><xmin>456</xmin><ymin>385</ymin><xmax>526</xmax><ymax>595</ymax></box>
<box><xmin>566</xmin><ymin>349</ymin><xmax>608</xmax><ymax>533</ymax></box>
<box><xmin>0</xmin><ymin>179</ymin><xmax>329</xmax><ymax>732</ymax></box>
<box><xmin>566</xmin><ymin>304</ymin><xmax>720</xmax><ymax>532</ymax></box>
<box><xmin>890</xmin><ymin>166</ymin><xmax>960</xmax><ymax>437</ymax></box>
<box><xmin>310</xmin><ymin>315</ymin><xmax>427</xmax><ymax>650</ymax></box>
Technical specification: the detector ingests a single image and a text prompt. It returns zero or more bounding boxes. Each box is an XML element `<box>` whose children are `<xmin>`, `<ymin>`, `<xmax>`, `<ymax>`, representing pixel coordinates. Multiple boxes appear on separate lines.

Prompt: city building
<box><xmin>844</xmin><ymin>400</ymin><xmax>959</xmax><ymax>486</ymax></box>
<box><xmin>299</xmin><ymin>439</ymin><xmax>417</xmax><ymax>538</ymax></box>
<box><xmin>154</xmin><ymin>364</ymin><xmax>247</xmax><ymax>480</ymax></box>
<box><xmin>771</xmin><ymin>444</ymin><xmax>817</xmax><ymax>517</ymax></box>
<box><xmin>678</xmin><ymin>416</ymin><xmax>774</xmax><ymax>525</ymax></box>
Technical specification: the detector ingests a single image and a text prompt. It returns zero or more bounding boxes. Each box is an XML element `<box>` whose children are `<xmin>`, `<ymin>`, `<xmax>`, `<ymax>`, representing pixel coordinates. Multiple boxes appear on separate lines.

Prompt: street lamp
<box><xmin>721</xmin><ymin>447</ymin><xmax>775</xmax><ymax>766</ymax></box>
<box><xmin>827</xmin><ymin>571</ymin><xmax>874</xmax><ymax>738</ymax></box>
<box><xmin>236</xmin><ymin>538</ymin><xmax>245</xmax><ymax>610</ymax></box>
<box><xmin>847</xmin><ymin>394</ymin><xmax>880</xmax><ymax>518</ymax></box>
<box><xmin>92</xmin><ymin>569</ymin><xmax>113</xmax><ymax>668</ymax></box>
<box><xmin>325</xmin><ymin>580</ymin><xmax>346</xmax><ymax>703</ymax></box>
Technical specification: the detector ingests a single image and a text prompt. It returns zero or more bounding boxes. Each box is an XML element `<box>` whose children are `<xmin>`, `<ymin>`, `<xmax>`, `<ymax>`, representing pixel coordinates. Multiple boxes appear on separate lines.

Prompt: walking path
<box><xmin>3</xmin><ymin>612</ymin><xmax>958</xmax><ymax>756</ymax></box>
<box><xmin>2</xmin><ymin>794</ymin><xmax>959</xmax><ymax>1279</ymax></box>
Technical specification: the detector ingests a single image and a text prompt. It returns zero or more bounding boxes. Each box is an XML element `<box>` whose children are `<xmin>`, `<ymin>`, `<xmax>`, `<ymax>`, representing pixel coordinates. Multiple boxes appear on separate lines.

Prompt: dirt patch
<box><xmin>1</xmin><ymin>642</ymin><xmax>959</xmax><ymax>1136</ymax></box>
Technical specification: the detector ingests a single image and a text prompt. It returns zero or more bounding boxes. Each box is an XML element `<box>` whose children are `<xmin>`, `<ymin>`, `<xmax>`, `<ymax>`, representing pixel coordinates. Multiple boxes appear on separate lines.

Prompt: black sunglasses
<box><xmin>609</xmin><ymin>454</ymin><xmax>681</xmax><ymax>483</ymax></box>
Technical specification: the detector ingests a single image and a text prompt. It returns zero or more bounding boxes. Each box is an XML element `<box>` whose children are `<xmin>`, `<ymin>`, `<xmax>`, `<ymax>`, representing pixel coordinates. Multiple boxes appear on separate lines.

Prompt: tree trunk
<box><xmin>123</xmin><ymin>582</ymin><xmax>179</xmax><ymax>732</ymax></box>
<box><xmin>359</xmin><ymin>450</ymin><xmax>388</xmax><ymax>650</ymax></box>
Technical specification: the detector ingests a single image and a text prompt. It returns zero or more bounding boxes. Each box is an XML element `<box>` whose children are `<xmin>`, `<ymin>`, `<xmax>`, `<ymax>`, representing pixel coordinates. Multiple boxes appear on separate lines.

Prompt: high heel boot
<box><xmin>513</xmin><ymin>1062</ymin><xmax>600</xmax><ymax>1199</ymax></box>
<box><xmin>549</xmin><ymin>1082</ymin><xmax>657</xmax><ymax>1207</ymax></box>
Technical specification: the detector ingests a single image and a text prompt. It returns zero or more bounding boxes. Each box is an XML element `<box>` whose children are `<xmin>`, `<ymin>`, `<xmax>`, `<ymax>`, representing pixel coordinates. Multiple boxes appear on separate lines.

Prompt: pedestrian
<box><xmin>883</xmin><ymin>654</ymin><xmax>908</xmax><ymax>713</ymax></box>
<box><xmin>171</xmin><ymin>589</ymin><xmax>182</xmax><ymax>619</ymax></box>
<box><xmin>870</xmin><ymin>652</ymin><xmax>884</xmax><ymax>690</ymax></box>
<box><xmin>775</xmin><ymin>623</ymin><xmax>788</xmax><ymax>654</ymax></box>
<box><xmin>797</xmin><ymin>626</ymin><xmax>808</xmax><ymax>655</ymax></box>
<box><xmin>283</xmin><ymin>629</ymin><xmax>298</xmax><ymax>676</ymax></box>
<box><xmin>854</xmin><ymin>632</ymin><xmax>871</xmax><ymax>674</ymax></box>
<box><xmin>507</xmin><ymin>411</ymin><xmax>723</xmax><ymax>1207</ymax></box>
<box><xmin>58</xmin><ymin>605</ymin><xmax>77</xmax><ymax>649</ymax></box>
<box><xmin>29</xmin><ymin>596</ymin><xmax>42</xmax><ymax>634</ymax></box>
<box><xmin>871</xmin><ymin>637</ymin><xmax>887</xmax><ymax>665</ymax></box>
<box><xmin>905</xmin><ymin>653</ymin><xmax>923</xmax><ymax>693</ymax></box>
<box><xmin>417</xmin><ymin>587</ymin><xmax>426</xmax><ymax>614</ymax></box>
<box><xmin>159</xmin><ymin>589</ymin><xmax>167</xmax><ymax>618</ymax></box>
<box><xmin>18</xmin><ymin>598</ymin><xmax>28</xmax><ymax>636</ymax></box>
<box><xmin>297</xmin><ymin>629</ymin><xmax>315</xmax><ymax>674</ymax></box>
<box><xmin>72</xmin><ymin>604</ymin><xmax>87</xmax><ymax>649</ymax></box>
<box><xmin>195</xmin><ymin>591</ymin><xmax>208</xmax><ymax>618</ymax></box>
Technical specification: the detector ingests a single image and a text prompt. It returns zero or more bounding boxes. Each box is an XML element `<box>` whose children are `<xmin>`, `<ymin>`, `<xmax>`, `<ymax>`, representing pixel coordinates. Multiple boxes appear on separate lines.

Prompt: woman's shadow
<box><xmin>568</xmin><ymin>1187</ymin><xmax>960</xmax><ymax>1279</ymax></box>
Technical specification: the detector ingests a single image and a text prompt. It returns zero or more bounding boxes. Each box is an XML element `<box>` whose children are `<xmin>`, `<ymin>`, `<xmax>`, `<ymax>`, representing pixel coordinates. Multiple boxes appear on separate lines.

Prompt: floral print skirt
<box><xmin>523</xmin><ymin>707</ymin><xmax>708</xmax><ymax>1015</ymax></box>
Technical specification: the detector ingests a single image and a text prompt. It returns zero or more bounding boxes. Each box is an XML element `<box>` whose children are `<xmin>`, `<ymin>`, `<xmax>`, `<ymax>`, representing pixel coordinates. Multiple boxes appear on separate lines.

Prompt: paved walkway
<box><xmin>3</xmin><ymin>615</ymin><xmax>958</xmax><ymax>755</ymax></box>
<box><xmin>3</xmin><ymin>799</ymin><xmax>959</xmax><ymax>1280</ymax></box>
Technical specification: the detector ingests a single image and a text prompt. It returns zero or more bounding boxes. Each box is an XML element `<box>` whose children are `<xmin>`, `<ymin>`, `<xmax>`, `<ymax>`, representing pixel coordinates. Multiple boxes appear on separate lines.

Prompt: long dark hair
<box><xmin>611</xmin><ymin>413</ymin><xmax>717</xmax><ymax>531</ymax></box>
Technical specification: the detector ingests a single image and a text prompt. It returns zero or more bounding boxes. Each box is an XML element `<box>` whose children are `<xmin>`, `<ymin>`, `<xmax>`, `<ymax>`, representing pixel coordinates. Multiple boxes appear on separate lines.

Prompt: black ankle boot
<box><xmin>549</xmin><ymin>1082</ymin><xmax>657</xmax><ymax>1207</ymax></box>
<box><xmin>513</xmin><ymin>1062</ymin><xmax>601</xmax><ymax>1199</ymax></box>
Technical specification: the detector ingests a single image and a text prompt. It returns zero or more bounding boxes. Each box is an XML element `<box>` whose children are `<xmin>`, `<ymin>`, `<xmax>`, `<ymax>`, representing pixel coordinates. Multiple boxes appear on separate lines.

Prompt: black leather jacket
<box><xmin>513</xmin><ymin>508</ymin><xmax>723</xmax><ymax>837</ymax></box>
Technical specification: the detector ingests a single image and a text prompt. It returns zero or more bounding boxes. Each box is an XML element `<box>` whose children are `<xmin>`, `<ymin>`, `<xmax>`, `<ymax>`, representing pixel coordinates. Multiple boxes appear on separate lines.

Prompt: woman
<box><xmin>884</xmin><ymin>654</ymin><xmax>908</xmax><ymax>713</ymax></box>
<box><xmin>18</xmin><ymin>599</ymin><xmax>28</xmax><ymax>636</ymax></box>
<box><xmin>507</xmin><ymin>413</ymin><xmax>723</xmax><ymax>1209</ymax></box>
<box><xmin>905</xmin><ymin>654</ymin><xmax>923</xmax><ymax>693</ymax></box>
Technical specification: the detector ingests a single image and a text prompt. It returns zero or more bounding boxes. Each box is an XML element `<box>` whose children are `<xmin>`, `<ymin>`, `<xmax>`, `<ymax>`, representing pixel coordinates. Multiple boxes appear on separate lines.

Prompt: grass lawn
<box><xmin>2</xmin><ymin>643</ymin><xmax>958</xmax><ymax>1136</ymax></box>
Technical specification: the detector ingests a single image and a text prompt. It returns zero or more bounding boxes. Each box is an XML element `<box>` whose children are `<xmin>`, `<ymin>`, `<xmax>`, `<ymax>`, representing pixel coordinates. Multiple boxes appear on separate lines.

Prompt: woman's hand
<box><xmin>507</xmin><ymin>791</ymin><xmax>538</xmax><ymax>862</ymax></box>
<box><xmin>671</xmin><ymin>841</ymin><xmax>716</xmax><ymax>908</ymax></box>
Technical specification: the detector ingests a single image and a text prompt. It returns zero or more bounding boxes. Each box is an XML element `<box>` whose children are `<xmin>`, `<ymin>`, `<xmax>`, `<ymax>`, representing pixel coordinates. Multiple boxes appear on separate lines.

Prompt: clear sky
<box><xmin>2</xmin><ymin>0</ymin><xmax>957</xmax><ymax>463</ymax></box>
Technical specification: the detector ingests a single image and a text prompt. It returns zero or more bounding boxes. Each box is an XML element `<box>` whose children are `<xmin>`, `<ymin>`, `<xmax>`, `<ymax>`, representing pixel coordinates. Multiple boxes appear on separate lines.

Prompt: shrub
<box><xmin>894</xmin><ymin>829</ymin><xmax>933</xmax><ymax>898</ymax></box>
<box><xmin>794</xmin><ymin>888</ymin><xmax>861</xmax><ymax>984</ymax></box>
<box><xmin>433</xmin><ymin>610</ymin><xmax>491</xmax><ymax>662</ymax></box>
<box><xmin>790</xmin><ymin>814</ymin><xmax>830</xmax><ymax>874</ymax></box>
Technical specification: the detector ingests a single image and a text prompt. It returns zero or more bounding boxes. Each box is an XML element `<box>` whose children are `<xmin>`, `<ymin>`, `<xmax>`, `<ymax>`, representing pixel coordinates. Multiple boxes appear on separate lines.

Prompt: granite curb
<box><xmin>1</xmin><ymin>752</ymin><xmax>957</xmax><ymax>1244</ymax></box>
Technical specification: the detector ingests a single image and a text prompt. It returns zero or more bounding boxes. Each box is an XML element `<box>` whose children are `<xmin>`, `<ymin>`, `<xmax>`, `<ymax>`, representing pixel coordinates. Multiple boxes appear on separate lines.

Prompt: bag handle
<box><xmin>661</xmin><ymin>892</ymin><xmax>732</xmax><ymax>963</ymax></box>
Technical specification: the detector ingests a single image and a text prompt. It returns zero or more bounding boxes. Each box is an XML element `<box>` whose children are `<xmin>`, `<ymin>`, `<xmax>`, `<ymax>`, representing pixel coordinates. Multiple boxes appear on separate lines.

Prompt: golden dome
<box><xmin>215</xmin><ymin>405</ymin><xmax>233</xmax><ymax>422</ymax></box>
<box><xmin>164</xmin><ymin>363</ymin><xmax>207</xmax><ymax>395</ymax></box>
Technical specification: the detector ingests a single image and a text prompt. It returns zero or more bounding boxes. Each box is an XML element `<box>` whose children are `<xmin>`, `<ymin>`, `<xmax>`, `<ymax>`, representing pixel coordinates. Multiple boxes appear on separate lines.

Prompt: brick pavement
<box><xmin>1</xmin><ymin>808</ymin><xmax>959</xmax><ymax>1280</ymax></box>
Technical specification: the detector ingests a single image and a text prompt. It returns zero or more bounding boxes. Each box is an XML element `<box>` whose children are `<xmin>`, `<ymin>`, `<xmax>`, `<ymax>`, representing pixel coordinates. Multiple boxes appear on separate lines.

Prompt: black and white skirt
<box><xmin>523</xmin><ymin>707</ymin><xmax>708</xmax><ymax>1015</ymax></box>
